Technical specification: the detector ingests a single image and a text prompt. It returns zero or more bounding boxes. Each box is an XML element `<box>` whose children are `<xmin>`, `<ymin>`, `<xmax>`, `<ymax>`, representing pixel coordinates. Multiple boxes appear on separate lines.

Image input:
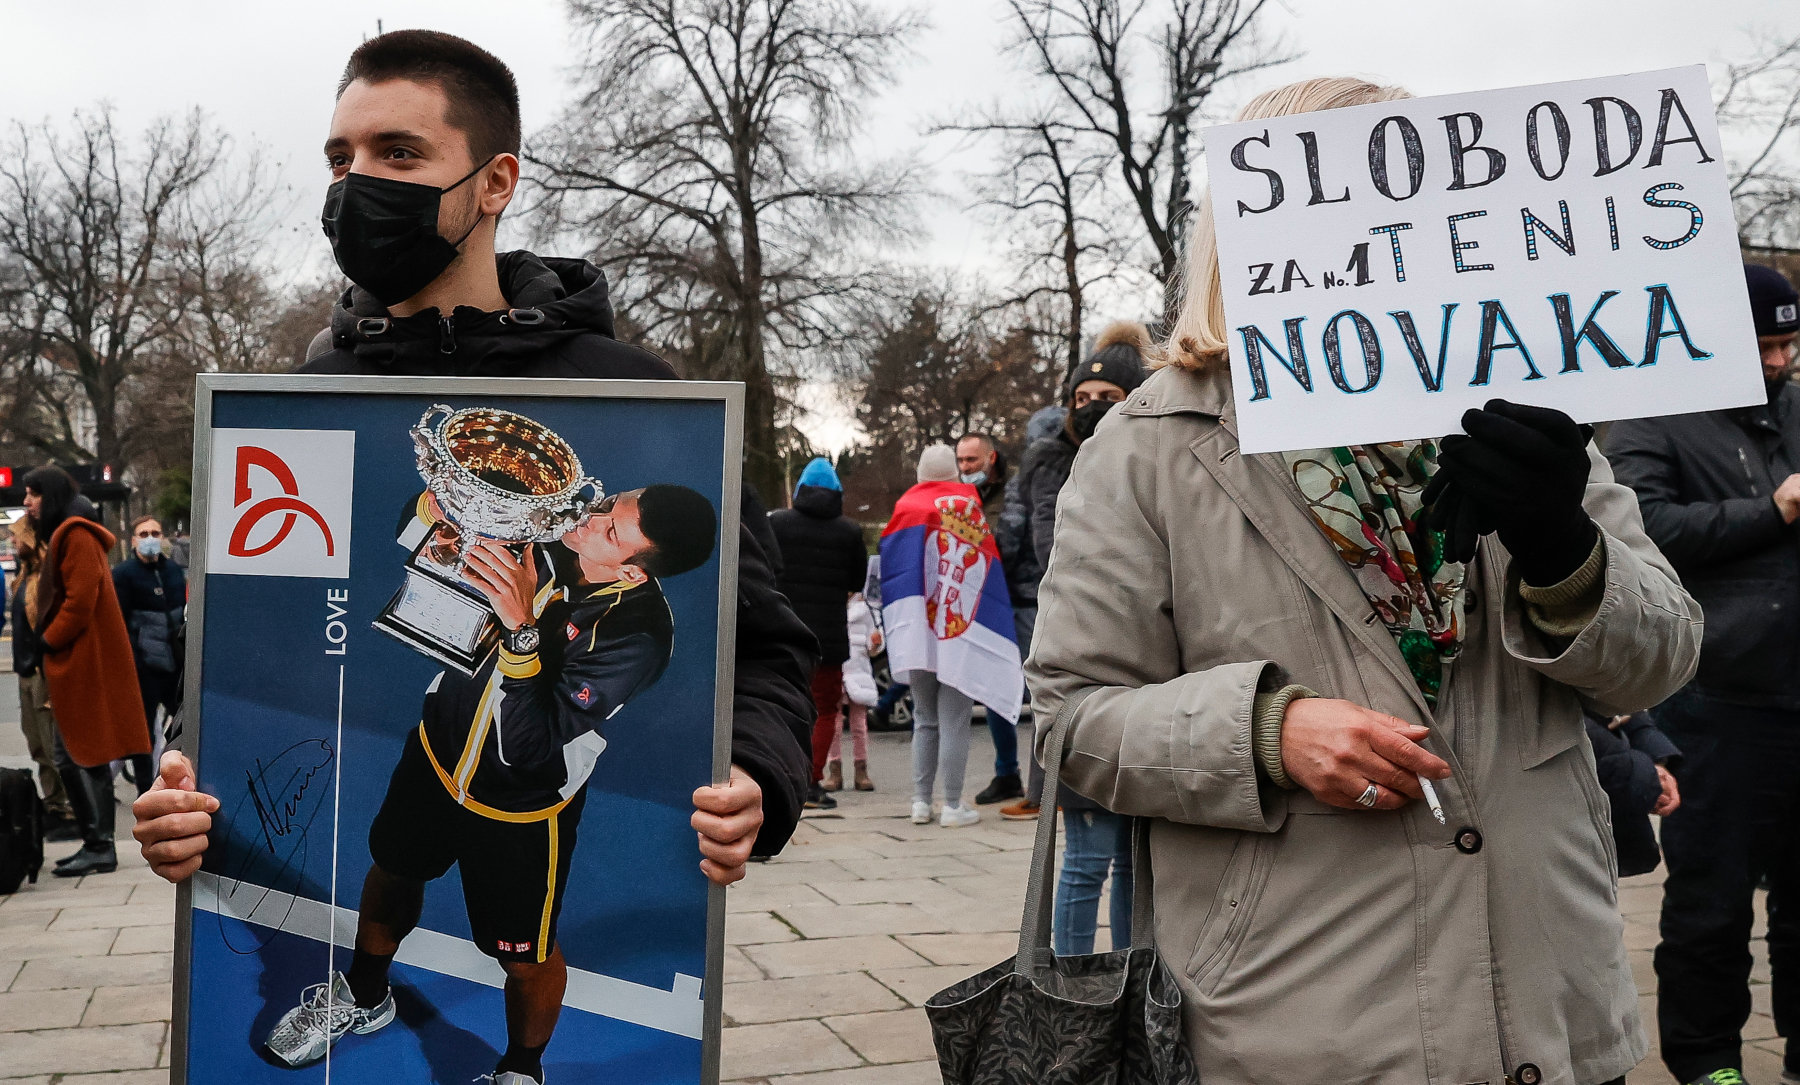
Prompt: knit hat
<box><xmin>1747</xmin><ymin>263</ymin><xmax>1800</xmax><ymax>337</ymax></box>
<box><xmin>795</xmin><ymin>457</ymin><xmax>841</xmax><ymax>495</ymax></box>
<box><xmin>917</xmin><ymin>444</ymin><xmax>957</xmax><ymax>482</ymax></box>
<box><xmin>1065</xmin><ymin>320</ymin><xmax>1153</xmax><ymax>404</ymax></box>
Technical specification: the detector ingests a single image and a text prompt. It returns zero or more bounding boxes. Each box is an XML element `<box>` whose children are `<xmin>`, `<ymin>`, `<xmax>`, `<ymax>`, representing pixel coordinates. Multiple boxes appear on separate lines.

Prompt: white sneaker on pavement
<box><xmin>911</xmin><ymin>800</ymin><xmax>933</xmax><ymax>825</ymax></box>
<box><xmin>264</xmin><ymin>970</ymin><xmax>395</xmax><ymax>1067</ymax></box>
<box><xmin>940</xmin><ymin>804</ymin><xmax>980</xmax><ymax>828</ymax></box>
<box><xmin>478</xmin><ymin>1072</ymin><xmax>544</xmax><ymax>1084</ymax></box>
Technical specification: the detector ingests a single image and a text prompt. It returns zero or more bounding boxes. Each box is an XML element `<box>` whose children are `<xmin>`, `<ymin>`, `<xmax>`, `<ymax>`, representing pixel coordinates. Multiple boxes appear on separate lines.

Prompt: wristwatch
<box><xmin>503</xmin><ymin>623</ymin><xmax>541</xmax><ymax>655</ymax></box>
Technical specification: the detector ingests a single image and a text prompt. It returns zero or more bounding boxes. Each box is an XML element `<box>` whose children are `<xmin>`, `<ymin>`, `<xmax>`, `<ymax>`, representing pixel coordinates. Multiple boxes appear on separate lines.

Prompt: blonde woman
<box><xmin>1026</xmin><ymin>77</ymin><xmax>1701</xmax><ymax>1085</ymax></box>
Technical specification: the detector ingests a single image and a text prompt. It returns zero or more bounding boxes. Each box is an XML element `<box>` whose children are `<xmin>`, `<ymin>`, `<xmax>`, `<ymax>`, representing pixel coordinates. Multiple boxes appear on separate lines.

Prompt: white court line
<box><xmin>326</xmin><ymin>666</ymin><xmax>344</xmax><ymax>1085</ymax></box>
<box><xmin>192</xmin><ymin>871</ymin><xmax>705</xmax><ymax>1040</ymax></box>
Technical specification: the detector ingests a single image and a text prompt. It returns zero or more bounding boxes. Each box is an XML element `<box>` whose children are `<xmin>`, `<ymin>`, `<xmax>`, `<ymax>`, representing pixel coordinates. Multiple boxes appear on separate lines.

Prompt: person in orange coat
<box><xmin>24</xmin><ymin>466</ymin><xmax>147</xmax><ymax>877</ymax></box>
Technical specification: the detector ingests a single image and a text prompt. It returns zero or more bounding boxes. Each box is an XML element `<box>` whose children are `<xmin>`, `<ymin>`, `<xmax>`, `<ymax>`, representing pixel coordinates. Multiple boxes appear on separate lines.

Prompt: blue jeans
<box><xmin>982</xmin><ymin>605</ymin><xmax>1039</xmax><ymax>779</ymax></box>
<box><xmin>985</xmin><ymin>709</ymin><xmax>1018</xmax><ymax>777</ymax></box>
<box><xmin>876</xmin><ymin>682</ymin><xmax>910</xmax><ymax>713</ymax></box>
<box><xmin>1053</xmin><ymin>809</ymin><xmax>1133</xmax><ymax>956</ymax></box>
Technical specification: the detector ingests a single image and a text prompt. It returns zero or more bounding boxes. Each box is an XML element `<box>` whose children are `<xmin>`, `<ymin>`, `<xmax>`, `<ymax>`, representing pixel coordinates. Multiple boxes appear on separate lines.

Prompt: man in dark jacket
<box><xmin>112</xmin><ymin>515</ymin><xmax>186</xmax><ymax>797</ymax></box>
<box><xmin>1607</xmin><ymin>262</ymin><xmax>1800</xmax><ymax>1085</ymax></box>
<box><xmin>955</xmin><ymin>433</ymin><xmax>1031</xmax><ymax>806</ymax></box>
<box><xmin>768</xmin><ymin>457</ymin><xmax>867</xmax><ymax>809</ymax></box>
<box><xmin>1001</xmin><ymin>321</ymin><xmax>1150</xmax><ymax>821</ymax></box>
<box><xmin>131</xmin><ymin>30</ymin><xmax>814</xmax><ymax>1085</ymax></box>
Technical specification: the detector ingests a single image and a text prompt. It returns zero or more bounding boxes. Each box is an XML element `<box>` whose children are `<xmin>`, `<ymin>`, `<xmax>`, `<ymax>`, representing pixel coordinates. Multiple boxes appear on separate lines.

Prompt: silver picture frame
<box><xmin>172</xmin><ymin>373</ymin><xmax>744</xmax><ymax>1085</ymax></box>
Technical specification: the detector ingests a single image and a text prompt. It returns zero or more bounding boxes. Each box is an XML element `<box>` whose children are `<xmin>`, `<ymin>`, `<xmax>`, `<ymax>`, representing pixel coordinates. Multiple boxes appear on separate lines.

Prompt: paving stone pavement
<box><xmin>0</xmin><ymin>715</ymin><xmax>1786</xmax><ymax>1083</ymax></box>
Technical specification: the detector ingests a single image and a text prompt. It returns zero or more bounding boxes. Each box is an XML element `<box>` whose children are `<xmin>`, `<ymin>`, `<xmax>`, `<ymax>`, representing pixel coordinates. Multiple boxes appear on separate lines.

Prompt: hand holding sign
<box><xmin>1423</xmin><ymin>400</ymin><xmax>1597</xmax><ymax>584</ymax></box>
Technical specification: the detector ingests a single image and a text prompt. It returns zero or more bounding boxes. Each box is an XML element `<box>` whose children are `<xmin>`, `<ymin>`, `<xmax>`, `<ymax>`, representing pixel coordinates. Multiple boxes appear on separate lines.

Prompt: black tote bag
<box><xmin>924</xmin><ymin>692</ymin><xmax>1201</xmax><ymax>1085</ymax></box>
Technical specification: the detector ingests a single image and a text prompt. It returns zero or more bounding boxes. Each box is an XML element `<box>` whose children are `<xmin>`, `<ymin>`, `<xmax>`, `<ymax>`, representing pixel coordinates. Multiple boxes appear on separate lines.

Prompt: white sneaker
<box><xmin>265</xmin><ymin>970</ymin><xmax>395</xmax><ymax>1067</ymax></box>
<box><xmin>478</xmin><ymin>1072</ymin><xmax>545</xmax><ymax>1084</ymax></box>
<box><xmin>939</xmin><ymin>804</ymin><xmax>980</xmax><ymax>828</ymax></box>
<box><xmin>911</xmin><ymin>800</ymin><xmax>933</xmax><ymax>825</ymax></box>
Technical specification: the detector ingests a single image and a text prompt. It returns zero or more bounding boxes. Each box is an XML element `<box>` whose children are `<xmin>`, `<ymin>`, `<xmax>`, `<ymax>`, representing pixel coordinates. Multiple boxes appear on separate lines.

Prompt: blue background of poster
<box><xmin>180</xmin><ymin>387</ymin><xmax>728</xmax><ymax>1084</ymax></box>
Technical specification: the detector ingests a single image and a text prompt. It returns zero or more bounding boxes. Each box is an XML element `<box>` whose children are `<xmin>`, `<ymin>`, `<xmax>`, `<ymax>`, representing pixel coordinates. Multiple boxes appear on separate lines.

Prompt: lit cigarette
<box><xmin>1419</xmin><ymin>776</ymin><xmax>1447</xmax><ymax>824</ymax></box>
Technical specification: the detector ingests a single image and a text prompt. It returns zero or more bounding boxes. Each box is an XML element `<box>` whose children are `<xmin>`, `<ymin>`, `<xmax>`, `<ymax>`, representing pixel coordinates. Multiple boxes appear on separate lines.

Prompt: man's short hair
<box><xmin>632</xmin><ymin>485</ymin><xmax>718</xmax><ymax>579</ymax></box>
<box><xmin>339</xmin><ymin>30</ymin><xmax>521</xmax><ymax>163</ymax></box>
<box><xmin>130</xmin><ymin>515</ymin><xmax>162</xmax><ymax>533</ymax></box>
<box><xmin>958</xmin><ymin>433</ymin><xmax>996</xmax><ymax>454</ymax></box>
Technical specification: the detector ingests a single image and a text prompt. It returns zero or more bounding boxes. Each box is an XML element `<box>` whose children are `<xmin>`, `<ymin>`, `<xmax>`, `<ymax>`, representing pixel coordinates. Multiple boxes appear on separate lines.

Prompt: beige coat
<box><xmin>1027</xmin><ymin>365</ymin><xmax>1702</xmax><ymax>1085</ymax></box>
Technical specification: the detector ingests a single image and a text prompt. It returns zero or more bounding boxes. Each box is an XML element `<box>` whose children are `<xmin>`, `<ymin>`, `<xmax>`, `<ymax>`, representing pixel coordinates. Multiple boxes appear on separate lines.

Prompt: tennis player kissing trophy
<box><xmin>374</xmin><ymin>403</ymin><xmax>601</xmax><ymax>673</ymax></box>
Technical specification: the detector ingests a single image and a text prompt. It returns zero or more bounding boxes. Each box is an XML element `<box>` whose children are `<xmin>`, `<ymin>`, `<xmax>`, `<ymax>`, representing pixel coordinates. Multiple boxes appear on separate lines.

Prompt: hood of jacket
<box><xmin>51</xmin><ymin>516</ymin><xmax>117</xmax><ymax>555</ymax></box>
<box><xmin>1027</xmin><ymin>405</ymin><xmax>1068</xmax><ymax>446</ymax></box>
<box><xmin>326</xmin><ymin>250</ymin><xmax>621</xmax><ymax>370</ymax></box>
<box><xmin>792</xmin><ymin>484</ymin><xmax>845</xmax><ymax>519</ymax></box>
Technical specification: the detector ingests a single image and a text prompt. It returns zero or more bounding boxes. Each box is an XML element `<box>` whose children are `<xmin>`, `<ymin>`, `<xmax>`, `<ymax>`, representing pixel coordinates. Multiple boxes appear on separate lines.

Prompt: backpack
<box><xmin>0</xmin><ymin>767</ymin><xmax>45</xmax><ymax>894</ymax></box>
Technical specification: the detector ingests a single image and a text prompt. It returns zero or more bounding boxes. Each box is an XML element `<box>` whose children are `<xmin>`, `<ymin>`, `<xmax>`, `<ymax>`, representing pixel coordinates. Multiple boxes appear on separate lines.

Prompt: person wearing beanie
<box><xmin>882</xmin><ymin>444</ymin><xmax>1022</xmax><ymax>828</ymax></box>
<box><xmin>917</xmin><ymin>444</ymin><xmax>958</xmax><ymax>482</ymax></box>
<box><xmin>957</xmin><ymin>431</ymin><xmax>1030</xmax><ymax>808</ymax></box>
<box><xmin>1607</xmin><ymin>262</ymin><xmax>1800</xmax><ymax>1085</ymax></box>
<box><xmin>768</xmin><ymin>458</ymin><xmax>870</xmax><ymax>809</ymax></box>
<box><xmin>998</xmin><ymin>321</ymin><xmax>1151</xmax><ymax>828</ymax></box>
<box><xmin>1004</xmin><ymin>320</ymin><xmax>1152</xmax><ymax>957</ymax></box>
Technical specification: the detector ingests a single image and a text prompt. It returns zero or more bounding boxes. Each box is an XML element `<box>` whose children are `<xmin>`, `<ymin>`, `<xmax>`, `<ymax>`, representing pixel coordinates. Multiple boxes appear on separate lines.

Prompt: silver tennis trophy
<box><xmin>374</xmin><ymin>404</ymin><xmax>602</xmax><ymax>674</ymax></box>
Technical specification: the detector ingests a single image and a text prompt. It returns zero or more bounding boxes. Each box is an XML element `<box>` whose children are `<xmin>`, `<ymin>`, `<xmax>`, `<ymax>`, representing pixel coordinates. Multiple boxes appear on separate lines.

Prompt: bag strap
<box><xmin>1014</xmin><ymin>687</ymin><xmax>1156</xmax><ymax>975</ymax></box>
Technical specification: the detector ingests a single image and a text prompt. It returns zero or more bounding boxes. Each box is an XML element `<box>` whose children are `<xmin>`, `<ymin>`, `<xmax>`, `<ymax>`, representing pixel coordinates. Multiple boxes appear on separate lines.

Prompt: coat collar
<box><xmin>1130</xmin><ymin>366</ymin><xmax>1441</xmax><ymax>720</ymax></box>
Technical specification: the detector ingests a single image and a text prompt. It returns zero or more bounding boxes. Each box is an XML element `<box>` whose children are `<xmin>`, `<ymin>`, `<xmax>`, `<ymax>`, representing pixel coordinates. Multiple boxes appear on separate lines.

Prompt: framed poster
<box><xmin>170</xmin><ymin>375</ymin><xmax>742</xmax><ymax>1085</ymax></box>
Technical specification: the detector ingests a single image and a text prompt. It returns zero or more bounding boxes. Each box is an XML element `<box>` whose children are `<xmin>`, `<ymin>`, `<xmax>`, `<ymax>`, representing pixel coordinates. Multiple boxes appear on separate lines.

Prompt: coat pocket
<box><xmin>1186</xmin><ymin>832</ymin><xmax>1272</xmax><ymax>992</ymax></box>
<box><xmin>1568</xmin><ymin>744</ymin><xmax>1621</xmax><ymax>888</ymax></box>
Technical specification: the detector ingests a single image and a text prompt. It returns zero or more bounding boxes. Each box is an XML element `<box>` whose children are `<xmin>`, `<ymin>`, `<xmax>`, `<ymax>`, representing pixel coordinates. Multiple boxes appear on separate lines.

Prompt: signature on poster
<box><xmin>217</xmin><ymin>739</ymin><xmax>335</xmax><ymax>954</ymax></box>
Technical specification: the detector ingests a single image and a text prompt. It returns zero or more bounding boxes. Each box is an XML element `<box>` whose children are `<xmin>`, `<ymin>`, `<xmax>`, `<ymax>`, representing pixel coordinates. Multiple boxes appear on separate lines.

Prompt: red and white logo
<box><xmin>207</xmin><ymin>429</ymin><xmax>354</xmax><ymax>579</ymax></box>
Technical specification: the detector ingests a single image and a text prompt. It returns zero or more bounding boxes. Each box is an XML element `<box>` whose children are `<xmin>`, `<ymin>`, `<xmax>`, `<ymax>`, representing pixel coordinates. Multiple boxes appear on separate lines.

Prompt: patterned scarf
<box><xmin>1280</xmin><ymin>442</ymin><xmax>1467</xmax><ymax>706</ymax></box>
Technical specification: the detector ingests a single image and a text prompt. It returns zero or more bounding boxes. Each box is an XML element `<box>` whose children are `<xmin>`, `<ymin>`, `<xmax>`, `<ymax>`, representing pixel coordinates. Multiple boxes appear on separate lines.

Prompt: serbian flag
<box><xmin>879</xmin><ymin>480</ymin><xmax>1022</xmax><ymax>722</ymax></box>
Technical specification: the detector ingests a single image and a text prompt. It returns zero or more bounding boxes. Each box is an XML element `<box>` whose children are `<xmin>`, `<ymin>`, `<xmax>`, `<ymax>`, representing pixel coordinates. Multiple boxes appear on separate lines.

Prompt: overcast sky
<box><xmin>3</xmin><ymin>0</ymin><xmax>1795</xmax><ymax>448</ymax></box>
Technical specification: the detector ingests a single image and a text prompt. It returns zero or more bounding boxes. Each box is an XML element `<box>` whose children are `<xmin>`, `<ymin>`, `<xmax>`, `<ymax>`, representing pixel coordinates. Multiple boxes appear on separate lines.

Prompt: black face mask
<box><xmin>1067</xmin><ymin>400</ymin><xmax>1116</xmax><ymax>444</ymax></box>
<box><xmin>320</xmin><ymin>158</ymin><xmax>492</xmax><ymax>306</ymax></box>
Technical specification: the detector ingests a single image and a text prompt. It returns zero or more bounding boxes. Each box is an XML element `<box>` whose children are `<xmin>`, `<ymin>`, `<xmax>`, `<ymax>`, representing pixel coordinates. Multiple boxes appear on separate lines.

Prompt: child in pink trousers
<box><xmin>825</xmin><ymin>594</ymin><xmax>879</xmax><ymax>791</ymax></box>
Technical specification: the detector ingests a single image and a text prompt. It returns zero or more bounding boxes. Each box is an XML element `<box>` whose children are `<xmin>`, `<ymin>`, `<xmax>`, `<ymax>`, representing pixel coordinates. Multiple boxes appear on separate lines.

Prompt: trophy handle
<box><xmin>536</xmin><ymin>478</ymin><xmax>604</xmax><ymax>540</ymax></box>
<box><xmin>413</xmin><ymin>403</ymin><xmax>455</xmax><ymax>483</ymax></box>
<box><xmin>413</xmin><ymin>404</ymin><xmax>454</xmax><ymax>449</ymax></box>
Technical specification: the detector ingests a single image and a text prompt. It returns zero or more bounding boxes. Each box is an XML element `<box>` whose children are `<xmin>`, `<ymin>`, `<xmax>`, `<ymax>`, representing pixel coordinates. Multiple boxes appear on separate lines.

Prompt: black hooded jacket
<box><xmin>767</xmin><ymin>485</ymin><xmax>867</xmax><ymax>665</ymax></box>
<box><xmin>301</xmin><ymin>251</ymin><xmax>817</xmax><ymax>854</ymax></box>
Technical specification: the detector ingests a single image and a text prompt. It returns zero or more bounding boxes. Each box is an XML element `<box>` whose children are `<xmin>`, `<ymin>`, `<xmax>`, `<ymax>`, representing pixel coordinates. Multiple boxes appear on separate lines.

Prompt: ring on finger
<box><xmin>1355</xmin><ymin>783</ymin><xmax>1379</xmax><ymax>808</ymax></box>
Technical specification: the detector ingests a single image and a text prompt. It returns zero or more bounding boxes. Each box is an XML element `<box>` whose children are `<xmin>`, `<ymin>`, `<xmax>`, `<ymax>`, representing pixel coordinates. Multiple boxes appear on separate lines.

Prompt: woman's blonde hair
<box><xmin>1162</xmin><ymin>76</ymin><xmax>1412</xmax><ymax>372</ymax></box>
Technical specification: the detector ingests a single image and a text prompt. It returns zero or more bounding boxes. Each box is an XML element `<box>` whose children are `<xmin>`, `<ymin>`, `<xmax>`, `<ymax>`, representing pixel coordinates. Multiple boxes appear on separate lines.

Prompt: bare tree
<box><xmin>1717</xmin><ymin>31</ymin><xmax>1800</xmax><ymax>253</ymax></box>
<box><xmin>1004</xmin><ymin>0</ymin><xmax>1294</xmax><ymax>311</ymax></box>
<box><xmin>0</xmin><ymin>108</ymin><xmax>280</xmax><ymax>476</ymax></box>
<box><xmin>841</xmin><ymin>281</ymin><xmax>1060</xmax><ymax>518</ymax></box>
<box><xmin>528</xmin><ymin>0</ymin><xmax>920</xmax><ymax>500</ymax></box>
<box><xmin>937</xmin><ymin>113</ymin><xmax>1138</xmax><ymax>377</ymax></box>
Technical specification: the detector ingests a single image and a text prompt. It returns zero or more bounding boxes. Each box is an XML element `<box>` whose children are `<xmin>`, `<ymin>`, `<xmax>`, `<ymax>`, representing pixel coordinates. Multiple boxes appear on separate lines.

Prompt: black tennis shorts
<box><xmin>368</xmin><ymin>730</ymin><xmax>584</xmax><ymax>964</ymax></box>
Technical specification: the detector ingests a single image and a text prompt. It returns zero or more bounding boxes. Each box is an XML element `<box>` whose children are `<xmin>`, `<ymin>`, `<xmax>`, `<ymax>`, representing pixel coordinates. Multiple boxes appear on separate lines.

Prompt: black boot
<box><xmin>53</xmin><ymin>764</ymin><xmax>116</xmax><ymax>876</ymax></box>
<box><xmin>975</xmin><ymin>774</ymin><xmax>1024</xmax><ymax>805</ymax></box>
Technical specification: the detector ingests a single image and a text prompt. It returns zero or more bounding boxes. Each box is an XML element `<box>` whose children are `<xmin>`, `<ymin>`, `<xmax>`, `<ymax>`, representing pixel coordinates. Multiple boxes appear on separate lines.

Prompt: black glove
<box><xmin>1422</xmin><ymin>399</ymin><xmax>1598</xmax><ymax>586</ymax></box>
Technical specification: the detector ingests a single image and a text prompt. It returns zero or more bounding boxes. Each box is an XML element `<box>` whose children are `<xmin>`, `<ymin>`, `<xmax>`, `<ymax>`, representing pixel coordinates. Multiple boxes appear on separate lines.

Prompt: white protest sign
<box><xmin>1202</xmin><ymin>66</ymin><xmax>1763</xmax><ymax>455</ymax></box>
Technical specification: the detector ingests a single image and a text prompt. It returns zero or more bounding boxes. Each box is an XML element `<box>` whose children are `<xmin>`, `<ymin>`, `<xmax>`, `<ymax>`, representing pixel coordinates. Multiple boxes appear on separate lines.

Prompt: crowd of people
<box><xmin>0</xmin><ymin>33</ymin><xmax>1785</xmax><ymax>1085</ymax></box>
<box><xmin>8</xmin><ymin>468</ymin><xmax>187</xmax><ymax>878</ymax></box>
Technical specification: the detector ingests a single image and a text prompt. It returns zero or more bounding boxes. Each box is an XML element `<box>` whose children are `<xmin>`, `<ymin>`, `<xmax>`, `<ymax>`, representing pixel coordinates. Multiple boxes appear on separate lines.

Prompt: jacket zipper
<box><xmin>439</xmin><ymin>314</ymin><xmax>457</xmax><ymax>354</ymax></box>
<box><xmin>1739</xmin><ymin>447</ymin><xmax>1760</xmax><ymax>493</ymax></box>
